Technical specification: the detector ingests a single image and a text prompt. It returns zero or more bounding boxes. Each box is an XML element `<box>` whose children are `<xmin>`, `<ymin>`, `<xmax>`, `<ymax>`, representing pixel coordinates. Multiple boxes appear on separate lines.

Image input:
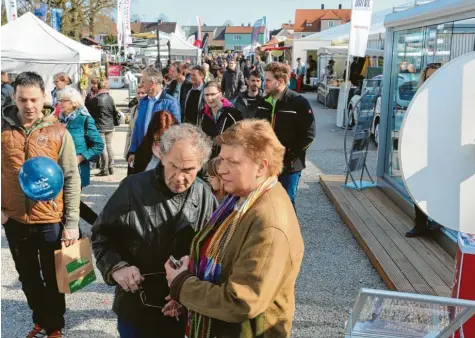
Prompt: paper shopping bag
<box><xmin>54</xmin><ymin>238</ymin><xmax>96</xmax><ymax>294</ymax></box>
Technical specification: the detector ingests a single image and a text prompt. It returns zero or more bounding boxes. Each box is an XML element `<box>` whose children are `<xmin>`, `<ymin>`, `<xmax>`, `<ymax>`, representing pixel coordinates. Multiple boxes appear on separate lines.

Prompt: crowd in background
<box><xmin>1</xmin><ymin>50</ymin><xmax>316</xmax><ymax>337</ymax></box>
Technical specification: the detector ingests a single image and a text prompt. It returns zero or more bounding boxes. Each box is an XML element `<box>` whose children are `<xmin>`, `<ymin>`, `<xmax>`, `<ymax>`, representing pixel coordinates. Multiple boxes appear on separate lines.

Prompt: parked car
<box><xmin>348</xmin><ymin>73</ymin><xmax>419</xmax><ymax>146</ymax></box>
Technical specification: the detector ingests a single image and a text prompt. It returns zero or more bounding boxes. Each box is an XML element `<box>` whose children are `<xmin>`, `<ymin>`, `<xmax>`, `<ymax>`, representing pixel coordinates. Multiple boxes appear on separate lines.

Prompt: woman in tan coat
<box><xmin>164</xmin><ymin>119</ymin><xmax>305</xmax><ymax>338</ymax></box>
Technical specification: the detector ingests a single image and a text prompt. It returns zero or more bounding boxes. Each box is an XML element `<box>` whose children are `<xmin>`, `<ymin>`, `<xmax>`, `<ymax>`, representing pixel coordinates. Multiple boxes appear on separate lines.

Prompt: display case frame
<box><xmin>345</xmin><ymin>288</ymin><xmax>475</xmax><ymax>338</ymax></box>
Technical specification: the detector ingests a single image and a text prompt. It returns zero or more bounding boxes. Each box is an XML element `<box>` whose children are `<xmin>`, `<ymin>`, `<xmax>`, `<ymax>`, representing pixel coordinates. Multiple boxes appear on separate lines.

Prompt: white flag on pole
<box><xmin>122</xmin><ymin>0</ymin><xmax>132</xmax><ymax>54</ymax></box>
<box><xmin>196</xmin><ymin>16</ymin><xmax>202</xmax><ymax>41</ymax></box>
<box><xmin>348</xmin><ymin>0</ymin><xmax>374</xmax><ymax>57</ymax></box>
<box><xmin>116</xmin><ymin>0</ymin><xmax>123</xmax><ymax>54</ymax></box>
<box><xmin>5</xmin><ymin>0</ymin><xmax>18</xmax><ymax>22</ymax></box>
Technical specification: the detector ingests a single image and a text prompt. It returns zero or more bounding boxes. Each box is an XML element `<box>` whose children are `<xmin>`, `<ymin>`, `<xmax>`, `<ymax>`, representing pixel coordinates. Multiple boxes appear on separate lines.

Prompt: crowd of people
<box><xmin>1</xmin><ymin>54</ymin><xmax>316</xmax><ymax>338</ymax></box>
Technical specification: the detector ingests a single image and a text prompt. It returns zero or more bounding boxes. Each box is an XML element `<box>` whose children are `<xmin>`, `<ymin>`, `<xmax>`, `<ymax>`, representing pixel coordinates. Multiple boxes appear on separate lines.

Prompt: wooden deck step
<box><xmin>320</xmin><ymin>175</ymin><xmax>455</xmax><ymax>297</ymax></box>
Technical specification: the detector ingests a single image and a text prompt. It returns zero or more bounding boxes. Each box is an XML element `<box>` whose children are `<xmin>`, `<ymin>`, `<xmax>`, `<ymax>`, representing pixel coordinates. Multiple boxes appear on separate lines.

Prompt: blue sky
<box><xmin>131</xmin><ymin>0</ymin><xmax>413</xmax><ymax>28</ymax></box>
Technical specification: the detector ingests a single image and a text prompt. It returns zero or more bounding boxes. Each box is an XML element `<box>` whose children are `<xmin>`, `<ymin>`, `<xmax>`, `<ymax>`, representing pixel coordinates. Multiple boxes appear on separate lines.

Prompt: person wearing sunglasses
<box><xmin>92</xmin><ymin>123</ymin><xmax>218</xmax><ymax>338</ymax></box>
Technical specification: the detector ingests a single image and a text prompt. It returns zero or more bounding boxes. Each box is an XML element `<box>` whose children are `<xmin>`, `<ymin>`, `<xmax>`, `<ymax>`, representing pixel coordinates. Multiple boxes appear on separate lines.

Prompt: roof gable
<box><xmin>225</xmin><ymin>26</ymin><xmax>265</xmax><ymax>34</ymax></box>
<box><xmin>294</xmin><ymin>9</ymin><xmax>351</xmax><ymax>32</ymax></box>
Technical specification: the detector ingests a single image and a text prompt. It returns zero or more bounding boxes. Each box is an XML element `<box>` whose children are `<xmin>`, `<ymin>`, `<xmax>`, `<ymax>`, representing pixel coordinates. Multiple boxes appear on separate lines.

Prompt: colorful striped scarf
<box><xmin>188</xmin><ymin>176</ymin><xmax>278</xmax><ymax>338</ymax></box>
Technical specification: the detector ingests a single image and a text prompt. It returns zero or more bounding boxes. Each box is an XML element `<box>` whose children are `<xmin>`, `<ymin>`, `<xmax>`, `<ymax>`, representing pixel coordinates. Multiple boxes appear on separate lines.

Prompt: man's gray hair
<box><xmin>160</xmin><ymin>123</ymin><xmax>213</xmax><ymax>165</ymax></box>
<box><xmin>142</xmin><ymin>67</ymin><xmax>163</xmax><ymax>86</ymax></box>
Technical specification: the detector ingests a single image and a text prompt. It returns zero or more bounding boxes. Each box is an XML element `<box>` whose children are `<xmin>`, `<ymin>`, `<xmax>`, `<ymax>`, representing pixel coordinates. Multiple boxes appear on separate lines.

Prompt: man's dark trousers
<box><xmin>3</xmin><ymin>219</ymin><xmax>66</xmax><ymax>331</ymax></box>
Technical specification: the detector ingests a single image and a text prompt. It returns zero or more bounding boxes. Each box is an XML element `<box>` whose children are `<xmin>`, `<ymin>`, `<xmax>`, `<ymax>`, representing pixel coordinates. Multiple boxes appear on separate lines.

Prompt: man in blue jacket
<box><xmin>127</xmin><ymin>67</ymin><xmax>180</xmax><ymax>168</ymax></box>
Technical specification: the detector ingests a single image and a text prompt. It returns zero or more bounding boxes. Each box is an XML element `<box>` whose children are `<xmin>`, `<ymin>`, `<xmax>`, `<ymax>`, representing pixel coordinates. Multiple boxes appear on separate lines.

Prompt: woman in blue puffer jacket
<box><xmin>57</xmin><ymin>87</ymin><xmax>104</xmax><ymax>225</ymax></box>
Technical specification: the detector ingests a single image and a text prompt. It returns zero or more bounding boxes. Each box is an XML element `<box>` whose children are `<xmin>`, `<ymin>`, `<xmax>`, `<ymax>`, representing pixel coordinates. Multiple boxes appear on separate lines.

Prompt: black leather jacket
<box><xmin>255</xmin><ymin>88</ymin><xmax>316</xmax><ymax>174</ymax></box>
<box><xmin>86</xmin><ymin>92</ymin><xmax>117</xmax><ymax>132</ymax></box>
<box><xmin>91</xmin><ymin>165</ymin><xmax>218</xmax><ymax>325</ymax></box>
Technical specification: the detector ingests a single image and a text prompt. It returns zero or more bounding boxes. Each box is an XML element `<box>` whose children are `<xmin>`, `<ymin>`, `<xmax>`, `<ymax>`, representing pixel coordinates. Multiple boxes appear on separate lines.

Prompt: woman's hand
<box><xmin>77</xmin><ymin>155</ymin><xmax>86</xmax><ymax>164</ymax></box>
<box><xmin>162</xmin><ymin>295</ymin><xmax>183</xmax><ymax>318</ymax></box>
<box><xmin>164</xmin><ymin>256</ymin><xmax>190</xmax><ymax>287</ymax></box>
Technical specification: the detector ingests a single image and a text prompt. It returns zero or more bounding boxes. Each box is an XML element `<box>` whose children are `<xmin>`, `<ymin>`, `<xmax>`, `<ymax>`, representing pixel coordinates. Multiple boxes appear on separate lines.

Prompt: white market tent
<box><xmin>141</xmin><ymin>33</ymin><xmax>201</xmax><ymax>57</ymax></box>
<box><xmin>1</xmin><ymin>12</ymin><xmax>102</xmax><ymax>92</ymax></box>
<box><xmin>291</xmin><ymin>7</ymin><xmax>392</xmax><ymax>70</ymax></box>
<box><xmin>242</xmin><ymin>43</ymin><xmax>262</xmax><ymax>57</ymax></box>
<box><xmin>317</xmin><ymin>46</ymin><xmax>385</xmax><ymax>57</ymax></box>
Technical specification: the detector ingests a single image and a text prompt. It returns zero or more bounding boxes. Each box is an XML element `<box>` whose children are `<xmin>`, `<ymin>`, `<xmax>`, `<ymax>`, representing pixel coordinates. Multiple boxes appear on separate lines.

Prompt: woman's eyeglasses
<box><xmin>138</xmin><ymin>272</ymin><xmax>181</xmax><ymax>321</ymax></box>
<box><xmin>138</xmin><ymin>272</ymin><xmax>164</xmax><ymax>308</ymax></box>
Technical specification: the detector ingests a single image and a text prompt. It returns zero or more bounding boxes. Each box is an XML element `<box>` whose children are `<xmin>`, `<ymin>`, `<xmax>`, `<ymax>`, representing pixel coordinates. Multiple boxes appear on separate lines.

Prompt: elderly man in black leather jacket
<box><xmin>92</xmin><ymin>123</ymin><xmax>218</xmax><ymax>338</ymax></box>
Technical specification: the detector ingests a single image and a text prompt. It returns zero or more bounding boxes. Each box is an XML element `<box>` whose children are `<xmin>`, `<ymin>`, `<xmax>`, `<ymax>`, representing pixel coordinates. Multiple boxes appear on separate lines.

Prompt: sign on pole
<box><xmin>122</xmin><ymin>0</ymin><xmax>132</xmax><ymax>54</ymax></box>
<box><xmin>196</xmin><ymin>16</ymin><xmax>202</xmax><ymax>40</ymax></box>
<box><xmin>116</xmin><ymin>0</ymin><xmax>123</xmax><ymax>54</ymax></box>
<box><xmin>251</xmin><ymin>18</ymin><xmax>264</xmax><ymax>45</ymax></box>
<box><xmin>5</xmin><ymin>0</ymin><xmax>18</xmax><ymax>22</ymax></box>
<box><xmin>34</xmin><ymin>2</ymin><xmax>48</xmax><ymax>22</ymax></box>
<box><xmin>348</xmin><ymin>0</ymin><xmax>374</xmax><ymax>57</ymax></box>
<box><xmin>50</xmin><ymin>8</ymin><xmax>63</xmax><ymax>32</ymax></box>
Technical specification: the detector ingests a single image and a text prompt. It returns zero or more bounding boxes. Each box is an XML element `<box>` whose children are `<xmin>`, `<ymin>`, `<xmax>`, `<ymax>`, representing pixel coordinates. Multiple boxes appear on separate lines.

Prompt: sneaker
<box><xmin>27</xmin><ymin>324</ymin><xmax>47</xmax><ymax>338</ymax></box>
<box><xmin>47</xmin><ymin>330</ymin><xmax>62</xmax><ymax>338</ymax></box>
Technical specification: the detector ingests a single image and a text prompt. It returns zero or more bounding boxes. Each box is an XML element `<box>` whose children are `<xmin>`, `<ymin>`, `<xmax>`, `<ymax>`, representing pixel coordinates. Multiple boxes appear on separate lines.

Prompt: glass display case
<box><xmin>377</xmin><ymin>0</ymin><xmax>475</xmax><ymax>212</ymax></box>
<box><xmin>345</xmin><ymin>289</ymin><xmax>475</xmax><ymax>338</ymax></box>
<box><xmin>384</xmin><ymin>20</ymin><xmax>475</xmax><ymax>188</ymax></box>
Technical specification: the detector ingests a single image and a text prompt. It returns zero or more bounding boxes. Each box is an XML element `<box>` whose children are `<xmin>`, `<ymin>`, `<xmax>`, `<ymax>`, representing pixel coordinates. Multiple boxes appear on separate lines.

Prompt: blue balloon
<box><xmin>18</xmin><ymin>156</ymin><xmax>64</xmax><ymax>202</ymax></box>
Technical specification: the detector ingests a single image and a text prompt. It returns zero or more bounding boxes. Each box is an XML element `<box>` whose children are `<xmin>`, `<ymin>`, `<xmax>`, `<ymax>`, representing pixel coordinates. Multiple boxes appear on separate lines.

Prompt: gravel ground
<box><xmin>1</xmin><ymin>93</ymin><xmax>386</xmax><ymax>337</ymax></box>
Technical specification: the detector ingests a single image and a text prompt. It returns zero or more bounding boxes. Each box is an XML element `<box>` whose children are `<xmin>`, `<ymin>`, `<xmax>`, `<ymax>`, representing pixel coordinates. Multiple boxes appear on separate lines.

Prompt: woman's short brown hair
<box><xmin>98</xmin><ymin>78</ymin><xmax>109</xmax><ymax>90</ymax></box>
<box><xmin>206</xmin><ymin>157</ymin><xmax>221</xmax><ymax>177</ymax></box>
<box><xmin>265</xmin><ymin>62</ymin><xmax>291</xmax><ymax>84</ymax></box>
<box><xmin>220</xmin><ymin>119</ymin><xmax>285</xmax><ymax>176</ymax></box>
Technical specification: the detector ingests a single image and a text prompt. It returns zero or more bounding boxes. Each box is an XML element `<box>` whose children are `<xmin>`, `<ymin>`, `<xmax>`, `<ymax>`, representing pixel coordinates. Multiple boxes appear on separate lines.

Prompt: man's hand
<box><xmin>164</xmin><ymin>256</ymin><xmax>190</xmax><ymax>287</ymax></box>
<box><xmin>1</xmin><ymin>211</ymin><xmax>8</xmax><ymax>225</ymax></box>
<box><xmin>77</xmin><ymin>155</ymin><xmax>86</xmax><ymax>164</ymax></box>
<box><xmin>61</xmin><ymin>228</ymin><xmax>80</xmax><ymax>248</ymax></box>
<box><xmin>111</xmin><ymin>266</ymin><xmax>143</xmax><ymax>293</ymax></box>
<box><xmin>127</xmin><ymin>154</ymin><xmax>135</xmax><ymax>168</ymax></box>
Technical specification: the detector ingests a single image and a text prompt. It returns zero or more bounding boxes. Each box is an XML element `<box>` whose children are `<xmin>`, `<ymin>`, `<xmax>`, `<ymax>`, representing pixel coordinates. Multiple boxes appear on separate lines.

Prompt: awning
<box><xmin>258</xmin><ymin>46</ymin><xmax>292</xmax><ymax>52</ymax></box>
<box><xmin>317</xmin><ymin>46</ymin><xmax>384</xmax><ymax>57</ymax></box>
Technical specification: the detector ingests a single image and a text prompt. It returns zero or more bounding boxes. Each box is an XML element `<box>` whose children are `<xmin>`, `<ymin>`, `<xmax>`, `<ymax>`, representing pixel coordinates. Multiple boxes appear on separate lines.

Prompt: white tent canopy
<box><xmin>1</xmin><ymin>12</ymin><xmax>101</xmax><ymax>92</ymax></box>
<box><xmin>317</xmin><ymin>46</ymin><xmax>385</xmax><ymax>57</ymax></box>
<box><xmin>242</xmin><ymin>43</ymin><xmax>261</xmax><ymax>57</ymax></box>
<box><xmin>138</xmin><ymin>33</ymin><xmax>201</xmax><ymax>63</ymax></box>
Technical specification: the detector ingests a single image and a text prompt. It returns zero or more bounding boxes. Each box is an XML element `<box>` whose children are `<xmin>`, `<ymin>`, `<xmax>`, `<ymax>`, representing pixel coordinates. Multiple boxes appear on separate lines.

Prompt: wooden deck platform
<box><xmin>320</xmin><ymin>175</ymin><xmax>455</xmax><ymax>297</ymax></box>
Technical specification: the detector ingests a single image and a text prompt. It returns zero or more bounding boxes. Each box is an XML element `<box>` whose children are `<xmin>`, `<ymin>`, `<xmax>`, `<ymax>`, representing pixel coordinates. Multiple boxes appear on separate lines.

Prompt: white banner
<box><xmin>122</xmin><ymin>0</ymin><xmax>131</xmax><ymax>54</ymax></box>
<box><xmin>116</xmin><ymin>0</ymin><xmax>123</xmax><ymax>54</ymax></box>
<box><xmin>196</xmin><ymin>16</ymin><xmax>202</xmax><ymax>41</ymax></box>
<box><xmin>5</xmin><ymin>0</ymin><xmax>18</xmax><ymax>22</ymax></box>
<box><xmin>348</xmin><ymin>0</ymin><xmax>374</xmax><ymax>57</ymax></box>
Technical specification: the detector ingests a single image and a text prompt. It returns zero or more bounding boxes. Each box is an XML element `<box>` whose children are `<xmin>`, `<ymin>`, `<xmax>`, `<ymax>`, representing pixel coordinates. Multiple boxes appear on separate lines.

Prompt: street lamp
<box><xmin>155</xmin><ymin>19</ymin><xmax>162</xmax><ymax>70</ymax></box>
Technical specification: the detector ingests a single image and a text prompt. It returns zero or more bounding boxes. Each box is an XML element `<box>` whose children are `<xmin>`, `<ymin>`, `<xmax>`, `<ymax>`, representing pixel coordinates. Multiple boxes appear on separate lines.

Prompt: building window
<box><xmin>328</xmin><ymin>21</ymin><xmax>334</xmax><ymax>28</ymax></box>
<box><xmin>306</xmin><ymin>23</ymin><xmax>312</xmax><ymax>27</ymax></box>
<box><xmin>233</xmin><ymin>35</ymin><xmax>241</xmax><ymax>40</ymax></box>
<box><xmin>234</xmin><ymin>45</ymin><xmax>242</xmax><ymax>51</ymax></box>
<box><xmin>302</xmin><ymin>35</ymin><xmax>307</xmax><ymax>38</ymax></box>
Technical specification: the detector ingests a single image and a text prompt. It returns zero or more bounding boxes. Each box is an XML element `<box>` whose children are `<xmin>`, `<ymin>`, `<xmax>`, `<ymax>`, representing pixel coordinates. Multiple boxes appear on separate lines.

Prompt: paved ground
<box><xmin>1</xmin><ymin>90</ymin><xmax>386</xmax><ymax>337</ymax></box>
